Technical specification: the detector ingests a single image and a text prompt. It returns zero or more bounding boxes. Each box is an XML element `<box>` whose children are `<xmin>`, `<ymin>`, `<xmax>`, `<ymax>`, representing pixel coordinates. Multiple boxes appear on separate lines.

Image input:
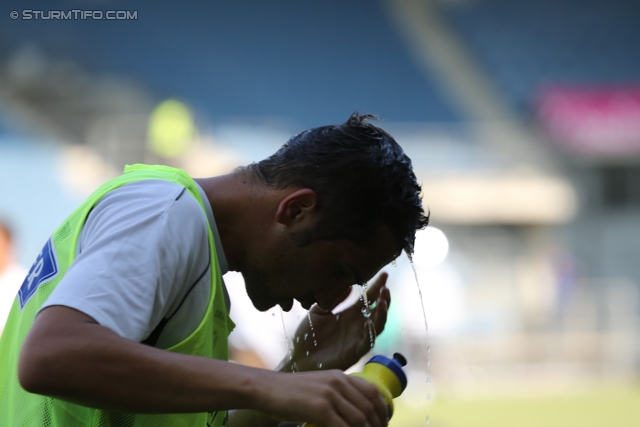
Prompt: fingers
<box><xmin>365</xmin><ymin>273</ymin><xmax>391</xmax><ymax>312</ymax></box>
<box><xmin>358</xmin><ymin>274</ymin><xmax>391</xmax><ymax>356</ymax></box>
<box><xmin>371</xmin><ymin>295</ymin><xmax>389</xmax><ymax>336</ymax></box>
<box><xmin>276</xmin><ymin>371</ymin><xmax>388</xmax><ymax>427</ymax></box>
<box><xmin>366</xmin><ymin>272</ymin><xmax>388</xmax><ymax>294</ymax></box>
<box><xmin>323</xmin><ymin>374</ymin><xmax>388</xmax><ymax>427</ymax></box>
<box><xmin>342</xmin><ymin>376</ymin><xmax>389</xmax><ymax>427</ymax></box>
<box><xmin>365</xmin><ymin>272</ymin><xmax>391</xmax><ymax>335</ymax></box>
<box><xmin>353</xmin><ymin>297</ymin><xmax>389</xmax><ymax>359</ymax></box>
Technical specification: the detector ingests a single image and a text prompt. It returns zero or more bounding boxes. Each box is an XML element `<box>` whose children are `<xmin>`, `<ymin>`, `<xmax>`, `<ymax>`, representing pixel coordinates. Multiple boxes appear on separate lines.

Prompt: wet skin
<box><xmin>242</xmin><ymin>226</ymin><xmax>400</xmax><ymax>312</ymax></box>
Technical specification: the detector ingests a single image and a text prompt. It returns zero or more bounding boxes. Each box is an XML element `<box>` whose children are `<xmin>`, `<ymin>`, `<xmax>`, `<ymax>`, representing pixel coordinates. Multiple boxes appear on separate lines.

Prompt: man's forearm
<box><xmin>229</xmin><ymin>354</ymin><xmax>313</xmax><ymax>427</ymax></box>
<box><xmin>228</xmin><ymin>408</ymin><xmax>281</xmax><ymax>427</ymax></box>
<box><xmin>19</xmin><ymin>306</ymin><xmax>265</xmax><ymax>414</ymax></box>
<box><xmin>20</xmin><ymin>306</ymin><xmax>388</xmax><ymax>427</ymax></box>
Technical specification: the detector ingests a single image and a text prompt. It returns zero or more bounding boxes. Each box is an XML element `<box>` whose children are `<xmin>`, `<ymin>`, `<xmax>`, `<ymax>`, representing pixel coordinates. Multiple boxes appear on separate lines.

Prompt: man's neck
<box><xmin>194</xmin><ymin>171</ymin><xmax>272</xmax><ymax>273</ymax></box>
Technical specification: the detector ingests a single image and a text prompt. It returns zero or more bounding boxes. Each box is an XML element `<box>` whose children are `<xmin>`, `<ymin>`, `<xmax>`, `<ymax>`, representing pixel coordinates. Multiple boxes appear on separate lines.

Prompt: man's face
<box><xmin>241</xmin><ymin>226</ymin><xmax>399</xmax><ymax>312</ymax></box>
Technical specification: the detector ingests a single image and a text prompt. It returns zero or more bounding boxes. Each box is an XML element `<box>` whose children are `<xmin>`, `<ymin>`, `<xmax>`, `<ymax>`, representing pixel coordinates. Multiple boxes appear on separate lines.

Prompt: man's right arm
<box><xmin>18</xmin><ymin>305</ymin><xmax>388</xmax><ymax>427</ymax></box>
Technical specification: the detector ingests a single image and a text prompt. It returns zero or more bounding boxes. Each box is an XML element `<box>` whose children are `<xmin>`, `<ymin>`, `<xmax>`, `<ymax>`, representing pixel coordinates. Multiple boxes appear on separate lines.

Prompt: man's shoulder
<box><xmin>81</xmin><ymin>178</ymin><xmax>206</xmax><ymax>247</ymax></box>
<box><xmin>113</xmin><ymin>178</ymin><xmax>188</xmax><ymax>200</ymax></box>
<box><xmin>94</xmin><ymin>178</ymin><xmax>203</xmax><ymax>215</ymax></box>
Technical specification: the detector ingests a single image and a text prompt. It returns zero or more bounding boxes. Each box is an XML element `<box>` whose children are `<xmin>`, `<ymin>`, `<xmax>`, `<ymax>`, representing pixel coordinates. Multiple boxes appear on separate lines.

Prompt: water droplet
<box><xmin>335</xmin><ymin>314</ymin><xmax>340</xmax><ymax>322</ymax></box>
<box><xmin>272</xmin><ymin>312</ymin><xmax>275</xmax><ymax>317</ymax></box>
<box><xmin>391</xmin><ymin>259</ymin><xmax>397</xmax><ymax>267</ymax></box>
<box><xmin>277</xmin><ymin>306</ymin><xmax>293</xmax><ymax>368</ymax></box>
<box><xmin>317</xmin><ymin>362</ymin><xmax>323</xmax><ymax>369</ymax></box>
<box><xmin>358</xmin><ymin>286</ymin><xmax>376</xmax><ymax>348</ymax></box>
<box><xmin>426</xmin><ymin>416</ymin><xmax>430</xmax><ymax>424</ymax></box>
<box><xmin>305</xmin><ymin>351</ymin><xmax>309</xmax><ymax>356</ymax></box>
<box><xmin>296</xmin><ymin>336</ymin><xmax>300</xmax><ymax>343</ymax></box>
<box><xmin>426</xmin><ymin>377</ymin><xmax>431</xmax><ymax>385</ymax></box>
<box><xmin>305</xmin><ymin>312</ymin><xmax>319</xmax><ymax>348</ymax></box>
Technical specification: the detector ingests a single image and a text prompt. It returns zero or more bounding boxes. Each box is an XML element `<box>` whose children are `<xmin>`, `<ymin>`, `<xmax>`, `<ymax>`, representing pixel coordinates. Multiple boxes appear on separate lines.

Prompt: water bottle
<box><xmin>304</xmin><ymin>353</ymin><xmax>408</xmax><ymax>427</ymax></box>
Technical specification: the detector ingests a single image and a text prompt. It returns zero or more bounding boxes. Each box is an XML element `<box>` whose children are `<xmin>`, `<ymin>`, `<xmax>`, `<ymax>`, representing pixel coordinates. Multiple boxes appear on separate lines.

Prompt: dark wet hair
<box><xmin>249</xmin><ymin>112</ymin><xmax>429</xmax><ymax>254</ymax></box>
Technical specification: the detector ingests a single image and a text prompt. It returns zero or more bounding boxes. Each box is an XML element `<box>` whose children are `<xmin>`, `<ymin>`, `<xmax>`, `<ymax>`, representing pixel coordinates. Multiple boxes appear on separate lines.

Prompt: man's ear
<box><xmin>275</xmin><ymin>188</ymin><xmax>318</xmax><ymax>226</ymax></box>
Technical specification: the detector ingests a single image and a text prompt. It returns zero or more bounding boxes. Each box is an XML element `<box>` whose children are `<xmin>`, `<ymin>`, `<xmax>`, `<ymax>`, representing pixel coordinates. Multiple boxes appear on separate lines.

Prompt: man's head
<box><xmin>238</xmin><ymin>112</ymin><xmax>429</xmax><ymax>312</ymax></box>
<box><xmin>248</xmin><ymin>112</ymin><xmax>429</xmax><ymax>255</ymax></box>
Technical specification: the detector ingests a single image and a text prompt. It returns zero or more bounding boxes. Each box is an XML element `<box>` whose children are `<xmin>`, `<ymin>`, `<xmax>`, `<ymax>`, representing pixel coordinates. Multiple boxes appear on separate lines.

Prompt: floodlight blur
<box><xmin>412</xmin><ymin>227</ymin><xmax>449</xmax><ymax>269</ymax></box>
<box><xmin>148</xmin><ymin>99</ymin><xmax>195</xmax><ymax>159</ymax></box>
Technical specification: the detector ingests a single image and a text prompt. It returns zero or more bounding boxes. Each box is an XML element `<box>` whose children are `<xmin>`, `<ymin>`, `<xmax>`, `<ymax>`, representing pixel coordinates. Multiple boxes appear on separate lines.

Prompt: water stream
<box><xmin>407</xmin><ymin>252</ymin><xmax>432</xmax><ymax>424</ymax></box>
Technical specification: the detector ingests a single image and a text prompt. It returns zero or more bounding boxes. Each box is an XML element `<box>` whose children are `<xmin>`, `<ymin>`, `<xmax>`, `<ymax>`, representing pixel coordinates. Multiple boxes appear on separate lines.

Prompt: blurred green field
<box><xmin>390</xmin><ymin>384</ymin><xmax>640</xmax><ymax>427</ymax></box>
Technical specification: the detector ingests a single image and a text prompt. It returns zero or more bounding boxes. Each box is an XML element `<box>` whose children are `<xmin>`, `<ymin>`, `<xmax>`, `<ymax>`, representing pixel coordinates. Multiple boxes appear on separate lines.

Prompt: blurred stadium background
<box><xmin>0</xmin><ymin>0</ymin><xmax>639</xmax><ymax>426</ymax></box>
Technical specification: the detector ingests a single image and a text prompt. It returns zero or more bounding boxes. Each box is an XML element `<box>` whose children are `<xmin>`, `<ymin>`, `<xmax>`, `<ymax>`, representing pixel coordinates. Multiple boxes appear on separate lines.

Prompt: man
<box><xmin>0</xmin><ymin>112</ymin><xmax>429</xmax><ymax>427</ymax></box>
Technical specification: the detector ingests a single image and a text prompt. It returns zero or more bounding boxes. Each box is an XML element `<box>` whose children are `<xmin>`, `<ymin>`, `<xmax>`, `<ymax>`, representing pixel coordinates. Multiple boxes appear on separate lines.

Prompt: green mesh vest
<box><xmin>0</xmin><ymin>164</ymin><xmax>235</xmax><ymax>427</ymax></box>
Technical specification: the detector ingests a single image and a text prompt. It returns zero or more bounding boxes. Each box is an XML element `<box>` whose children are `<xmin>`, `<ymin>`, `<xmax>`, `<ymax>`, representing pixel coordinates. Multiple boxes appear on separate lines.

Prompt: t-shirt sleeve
<box><xmin>41</xmin><ymin>180</ymin><xmax>210</xmax><ymax>342</ymax></box>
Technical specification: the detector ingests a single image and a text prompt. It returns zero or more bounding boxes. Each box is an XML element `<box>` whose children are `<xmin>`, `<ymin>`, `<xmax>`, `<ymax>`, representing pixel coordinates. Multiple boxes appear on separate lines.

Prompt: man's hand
<box><xmin>229</xmin><ymin>368</ymin><xmax>389</xmax><ymax>427</ymax></box>
<box><xmin>280</xmin><ymin>272</ymin><xmax>391</xmax><ymax>373</ymax></box>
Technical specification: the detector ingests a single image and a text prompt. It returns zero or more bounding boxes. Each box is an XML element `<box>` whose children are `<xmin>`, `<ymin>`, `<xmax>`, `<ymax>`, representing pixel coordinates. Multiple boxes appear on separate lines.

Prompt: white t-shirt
<box><xmin>41</xmin><ymin>179</ymin><xmax>229</xmax><ymax>349</ymax></box>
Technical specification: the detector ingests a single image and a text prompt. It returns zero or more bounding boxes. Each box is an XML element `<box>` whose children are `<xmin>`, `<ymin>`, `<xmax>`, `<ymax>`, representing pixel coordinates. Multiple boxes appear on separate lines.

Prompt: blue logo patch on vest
<box><xmin>19</xmin><ymin>238</ymin><xmax>59</xmax><ymax>309</ymax></box>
